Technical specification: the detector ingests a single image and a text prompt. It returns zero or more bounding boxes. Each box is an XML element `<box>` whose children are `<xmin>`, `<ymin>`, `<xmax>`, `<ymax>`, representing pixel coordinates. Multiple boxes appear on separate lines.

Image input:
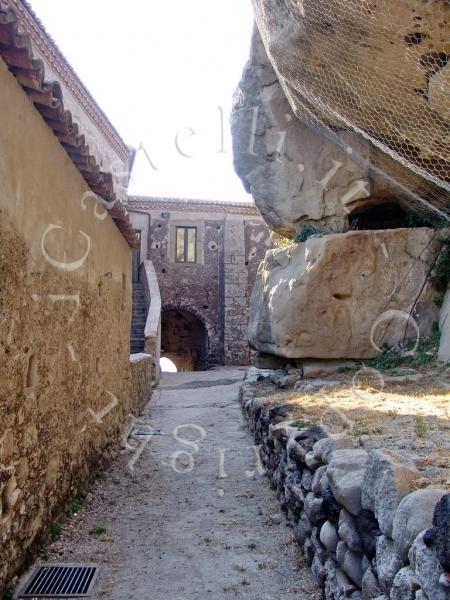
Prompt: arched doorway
<box><xmin>161</xmin><ymin>308</ymin><xmax>208</xmax><ymax>371</ymax></box>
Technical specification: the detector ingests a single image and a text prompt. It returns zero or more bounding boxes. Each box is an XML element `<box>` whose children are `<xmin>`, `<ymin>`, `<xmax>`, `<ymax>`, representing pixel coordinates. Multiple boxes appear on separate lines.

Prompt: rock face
<box><xmin>231</xmin><ymin>28</ymin><xmax>398</xmax><ymax>237</ymax></box>
<box><xmin>236</xmin><ymin>1</ymin><xmax>449</xmax><ymax>225</ymax></box>
<box><xmin>248</xmin><ymin>228</ymin><xmax>439</xmax><ymax>359</ymax></box>
<box><xmin>438</xmin><ymin>287</ymin><xmax>450</xmax><ymax>362</ymax></box>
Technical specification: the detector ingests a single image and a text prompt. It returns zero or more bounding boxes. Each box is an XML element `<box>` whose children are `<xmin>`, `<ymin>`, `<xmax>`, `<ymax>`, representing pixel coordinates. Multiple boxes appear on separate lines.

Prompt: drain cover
<box><xmin>18</xmin><ymin>564</ymin><xmax>99</xmax><ymax>598</ymax></box>
<box><xmin>131</xmin><ymin>425</ymin><xmax>163</xmax><ymax>437</ymax></box>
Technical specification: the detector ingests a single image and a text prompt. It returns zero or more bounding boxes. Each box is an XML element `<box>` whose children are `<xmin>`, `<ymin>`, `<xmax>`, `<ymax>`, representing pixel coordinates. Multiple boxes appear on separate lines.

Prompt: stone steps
<box><xmin>130</xmin><ymin>282</ymin><xmax>147</xmax><ymax>354</ymax></box>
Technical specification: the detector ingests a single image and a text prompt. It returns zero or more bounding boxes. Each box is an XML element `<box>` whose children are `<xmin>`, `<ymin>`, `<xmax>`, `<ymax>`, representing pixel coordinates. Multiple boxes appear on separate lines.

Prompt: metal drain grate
<box><xmin>18</xmin><ymin>564</ymin><xmax>99</xmax><ymax>598</ymax></box>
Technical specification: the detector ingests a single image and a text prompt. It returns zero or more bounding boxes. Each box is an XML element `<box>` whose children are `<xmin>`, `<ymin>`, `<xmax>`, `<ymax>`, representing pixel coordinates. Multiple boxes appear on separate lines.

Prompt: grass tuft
<box><xmin>89</xmin><ymin>522</ymin><xmax>107</xmax><ymax>536</ymax></box>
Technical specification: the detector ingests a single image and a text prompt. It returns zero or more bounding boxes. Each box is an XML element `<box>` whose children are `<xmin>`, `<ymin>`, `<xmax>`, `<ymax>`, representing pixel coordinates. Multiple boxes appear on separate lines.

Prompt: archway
<box><xmin>160</xmin><ymin>357</ymin><xmax>178</xmax><ymax>372</ymax></box>
<box><xmin>161</xmin><ymin>308</ymin><xmax>209</xmax><ymax>371</ymax></box>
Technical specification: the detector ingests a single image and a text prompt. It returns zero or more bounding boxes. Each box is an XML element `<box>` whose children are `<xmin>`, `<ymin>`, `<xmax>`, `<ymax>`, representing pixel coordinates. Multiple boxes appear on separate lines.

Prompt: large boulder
<box><xmin>438</xmin><ymin>288</ymin><xmax>450</xmax><ymax>362</ymax></box>
<box><xmin>231</xmin><ymin>28</ymin><xmax>385</xmax><ymax>237</ymax></box>
<box><xmin>244</xmin><ymin>1</ymin><xmax>449</xmax><ymax>213</ymax></box>
<box><xmin>375</xmin><ymin>535</ymin><xmax>404</xmax><ymax>593</ymax></box>
<box><xmin>248</xmin><ymin>228</ymin><xmax>439</xmax><ymax>359</ymax></box>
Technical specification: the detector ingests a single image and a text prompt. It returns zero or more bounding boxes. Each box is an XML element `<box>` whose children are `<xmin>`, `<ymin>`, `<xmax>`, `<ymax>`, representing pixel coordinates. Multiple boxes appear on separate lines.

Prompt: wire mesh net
<box><xmin>252</xmin><ymin>0</ymin><xmax>450</xmax><ymax>224</ymax></box>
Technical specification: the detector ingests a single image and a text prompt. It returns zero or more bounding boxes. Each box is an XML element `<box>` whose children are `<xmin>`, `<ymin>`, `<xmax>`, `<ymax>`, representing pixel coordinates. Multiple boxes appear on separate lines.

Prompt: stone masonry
<box><xmin>224</xmin><ymin>216</ymin><xmax>249</xmax><ymax>365</ymax></box>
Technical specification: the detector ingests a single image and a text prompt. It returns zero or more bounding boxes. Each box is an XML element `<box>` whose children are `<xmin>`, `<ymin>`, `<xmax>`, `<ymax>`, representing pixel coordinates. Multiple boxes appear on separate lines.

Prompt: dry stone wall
<box><xmin>240</xmin><ymin>368</ymin><xmax>450</xmax><ymax>600</ymax></box>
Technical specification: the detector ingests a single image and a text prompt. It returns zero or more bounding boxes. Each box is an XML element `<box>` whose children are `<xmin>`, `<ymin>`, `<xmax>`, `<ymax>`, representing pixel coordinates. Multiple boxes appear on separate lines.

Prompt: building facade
<box><xmin>128</xmin><ymin>197</ymin><xmax>272</xmax><ymax>370</ymax></box>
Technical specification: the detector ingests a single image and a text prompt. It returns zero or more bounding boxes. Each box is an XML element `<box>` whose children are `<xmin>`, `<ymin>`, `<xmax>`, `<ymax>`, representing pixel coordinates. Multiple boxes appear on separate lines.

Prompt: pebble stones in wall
<box><xmin>240</xmin><ymin>368</ymin><xmax>450</xmax><ymax>600</ymax></box>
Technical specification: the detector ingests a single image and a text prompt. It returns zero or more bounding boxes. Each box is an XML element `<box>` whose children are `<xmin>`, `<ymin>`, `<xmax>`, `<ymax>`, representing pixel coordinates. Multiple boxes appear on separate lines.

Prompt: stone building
<box><xmin>128</xmin><ymin>197</ymin><xmax>271</xmax><ymax>370</ymax></box>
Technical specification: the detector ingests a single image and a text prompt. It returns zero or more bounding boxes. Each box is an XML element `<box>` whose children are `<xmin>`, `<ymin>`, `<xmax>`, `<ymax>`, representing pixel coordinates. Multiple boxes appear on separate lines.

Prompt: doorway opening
<box><xmin>161</xmin><ymin>308</ymin><xmax>208</xmax><ymax>371</ymax></box>
<box><xmin>160</xmin><ymin>357</ymin><xmax>178</xmax><ymax>372</ymax></box>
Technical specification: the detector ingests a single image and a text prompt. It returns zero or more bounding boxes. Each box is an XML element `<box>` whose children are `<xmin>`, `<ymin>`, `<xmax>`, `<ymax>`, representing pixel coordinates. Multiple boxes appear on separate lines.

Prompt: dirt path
<box><xmin>24</xmin><ymin>367</ymin><xmax>319</xmax><ymax>600</ymax></box>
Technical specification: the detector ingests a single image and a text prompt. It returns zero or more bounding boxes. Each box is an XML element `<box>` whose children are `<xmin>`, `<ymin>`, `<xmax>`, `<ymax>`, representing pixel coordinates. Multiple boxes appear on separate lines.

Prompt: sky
<box><xmin>28</xmin><ymin>0</ymin><xmax>255</xmax><ymax>202</ymax></box>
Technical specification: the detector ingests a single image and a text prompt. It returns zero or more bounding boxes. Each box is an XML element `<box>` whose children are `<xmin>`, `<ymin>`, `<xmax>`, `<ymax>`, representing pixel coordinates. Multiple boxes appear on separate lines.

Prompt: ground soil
<box><xmin>251</xmin><ymin>364</ymin><xmax>450</xmax><ymax>489</ymax></box>
<box><xmin>16</xmin><ymin>368</ymin><xmax>320</xmax><ymax>600</ymax></box>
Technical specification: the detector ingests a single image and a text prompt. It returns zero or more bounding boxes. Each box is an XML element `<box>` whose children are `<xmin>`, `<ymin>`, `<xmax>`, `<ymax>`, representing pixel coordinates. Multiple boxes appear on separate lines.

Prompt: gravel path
<box><xmin>20</xmin><ymin>367</ymin><xmax>320</xmax><ymax>600</ymax></box>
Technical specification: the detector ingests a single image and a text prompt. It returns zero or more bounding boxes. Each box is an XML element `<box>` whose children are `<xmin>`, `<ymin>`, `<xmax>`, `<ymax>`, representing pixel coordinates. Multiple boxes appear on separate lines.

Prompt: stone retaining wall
<box><xmin>240</xmin><ymin>369</ymin><xmax>450</xmax><ymax>600</ymax></box>
<box><xmin>128</xmin><ymin>353</ymin><xmax>155</xmax><ymax>415</ymax></box>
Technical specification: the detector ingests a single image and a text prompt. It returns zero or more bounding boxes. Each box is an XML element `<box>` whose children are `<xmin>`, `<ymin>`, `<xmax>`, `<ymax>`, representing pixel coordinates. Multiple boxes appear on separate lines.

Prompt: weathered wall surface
<box><xmin>148</xmin><ymin>211</ymin><xmax>224</xmax><ymax>365</ymax></box>
<box><xmin>241</xmin><ymin>369</ymin><xmax>450</xmax><ymax>600</ymax></box>
<box><xmin>0</xmin><ymin>60</ymin><xmax>142</xmax><ymax>588</ymax></box>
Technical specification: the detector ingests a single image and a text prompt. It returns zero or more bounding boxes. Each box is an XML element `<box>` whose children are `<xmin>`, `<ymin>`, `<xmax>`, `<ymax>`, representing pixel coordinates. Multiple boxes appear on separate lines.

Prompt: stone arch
<box><xmin>161</xmin><ymin>304</ymin><xmax>210</xmax><ymax>371</ymax></box>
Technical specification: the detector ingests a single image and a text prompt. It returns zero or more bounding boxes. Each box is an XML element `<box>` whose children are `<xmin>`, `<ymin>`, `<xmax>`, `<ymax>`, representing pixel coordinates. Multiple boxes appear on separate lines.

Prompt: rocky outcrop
<box><xmin>248</xmin><ymin>227</ymin><xmax>439</xmax><ymax>359</ymax></box>
<box><xmin>238</xmin><ymin>1</ymin><xmax>449</xmax><ymax>224</ymax></box>
<box><xmin>231</xmin><ymin>28</ymin><xmax>398</xmax><ymax>237</ymax></box>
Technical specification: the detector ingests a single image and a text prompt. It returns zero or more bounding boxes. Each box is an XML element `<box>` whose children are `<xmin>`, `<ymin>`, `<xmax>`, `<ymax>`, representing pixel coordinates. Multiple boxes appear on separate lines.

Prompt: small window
<box><xmin>176</xmin><ymin>226</ymin><xmax>197</xmax><ymax>263</ymax></box>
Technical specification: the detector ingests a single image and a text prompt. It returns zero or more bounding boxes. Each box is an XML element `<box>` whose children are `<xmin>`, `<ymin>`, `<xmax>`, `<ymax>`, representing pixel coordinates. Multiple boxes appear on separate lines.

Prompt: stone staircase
<box><xmin>130</xmin><ymin>282</ymin><xmax>147</xmax><ymax>354</ymax></box>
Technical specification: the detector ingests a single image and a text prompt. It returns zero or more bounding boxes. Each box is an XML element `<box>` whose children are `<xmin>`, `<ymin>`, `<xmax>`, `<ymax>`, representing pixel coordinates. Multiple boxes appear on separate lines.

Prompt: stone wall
<box><xmin>223</xmin><ymin>216</ymin><xmax>250</xmax><ymax>365</ymax></box>
<box><xmin>128</xmin><ymin>354</ymin><xmax>155</xmax><ymax>417</ymax></box>
<box><xmin>0</xmin><ymin>58</ymin><xmax>145</xmax><ymax>589</ymax></box>
<box><xmin>240</xmin><ymin>369</ymin><xmax>450</xmax><ymax>600</ymax></box>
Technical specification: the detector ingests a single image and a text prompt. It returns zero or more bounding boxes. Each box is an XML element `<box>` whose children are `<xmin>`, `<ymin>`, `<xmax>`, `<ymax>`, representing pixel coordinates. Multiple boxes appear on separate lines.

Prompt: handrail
<box><xmin>141</xmin><ymin>260</ymin><xmax>161</xmax><ymax>340</ymax></box>
<box><xmin>139</xmin><ymin>260</ymin><xmax>161</xmax><ymax>381</ymax></box>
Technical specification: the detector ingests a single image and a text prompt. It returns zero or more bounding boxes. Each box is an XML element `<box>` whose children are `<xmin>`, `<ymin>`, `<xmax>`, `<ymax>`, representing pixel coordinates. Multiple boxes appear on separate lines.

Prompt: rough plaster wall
<box><xmin>0</xmin><ymin>60</ymin><xmax>142</xmax><ymax>588</ymax></box>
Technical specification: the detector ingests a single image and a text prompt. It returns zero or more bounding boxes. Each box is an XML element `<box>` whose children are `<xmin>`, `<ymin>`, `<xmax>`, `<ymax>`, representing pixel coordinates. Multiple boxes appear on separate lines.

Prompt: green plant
<box><xmin>370</xmin><ymin>346</ymin><xmax>399</xmax><ymax>372</ymax></box>
<box><xmin>49</xmin><ymin>522</ymin><xmax>62</xmax><ymax>542</ymax></box>
<box><xmin>291</xmin><ymin>419</ymin><xmax>312</xmax><ymax>429</ymax></box>
<box><xmin>434</xmin><ymin>291</ymin><xmax>445</xmax><ymax>307</ymax></box>
<box><xmin>403</xmin><ymin>212</ymin><xmax>435</xmax><ymax>228</ymax></box>
<box><xmin>430</xmin><ymin>244</ymin><xmax>450</xmax><ymax>293</ymax></box>
<box><xmin>271</xmin><ymin>231</ymin><xmax>293</xmax><ymax>248</ymax></box>
<box><xmin>294</xmin><ymin>225</ymin><xmax>322</xmax><ymax>243</ymax></box>
<box><xmin>2</xmin><ymin>590</ymin><xmax>13</xmax><ymax>600</ymax></box>
<box><xmin>38</xmin><ymin>545</ymin><xmax>49</xmax><ymax>560</ymax></box>
<box><xmin>415</xmin><ymin>416</ymin><xmax>428</xmax><ymax>438</ymax></box>
<box><xmin>89</xmin><ymin>522</ymin><xmax>107</xmax><ymax>536</ymax></box>
<box><xmin>66</xmin><ymin>493</ymin><xmax>86</xmax><ymax>517</ymax></box>
<box><xmin>370</xmin><ymin>322</ymin><xmax>441</xmax><ymax>371</ymax></box>
<box><xmin>94</xmin><ymin>469</ymin><xmax>104</xmax><ymax>480</ymax></box>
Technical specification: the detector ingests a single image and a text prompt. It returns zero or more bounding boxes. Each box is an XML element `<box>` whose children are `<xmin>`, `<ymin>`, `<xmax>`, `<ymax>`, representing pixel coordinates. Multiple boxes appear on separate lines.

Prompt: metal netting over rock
<box><xmin>251</xmin><ymin>0</ymin><xmax>450</xmax><ymax>223</ymax></box>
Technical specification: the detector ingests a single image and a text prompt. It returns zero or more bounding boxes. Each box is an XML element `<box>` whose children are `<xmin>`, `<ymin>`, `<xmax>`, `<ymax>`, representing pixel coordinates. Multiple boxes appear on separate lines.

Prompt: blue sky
<box><xmin>29</xmin><ymin>0</ymin><xmax>255</xmax><ymax>201</ymax></box>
